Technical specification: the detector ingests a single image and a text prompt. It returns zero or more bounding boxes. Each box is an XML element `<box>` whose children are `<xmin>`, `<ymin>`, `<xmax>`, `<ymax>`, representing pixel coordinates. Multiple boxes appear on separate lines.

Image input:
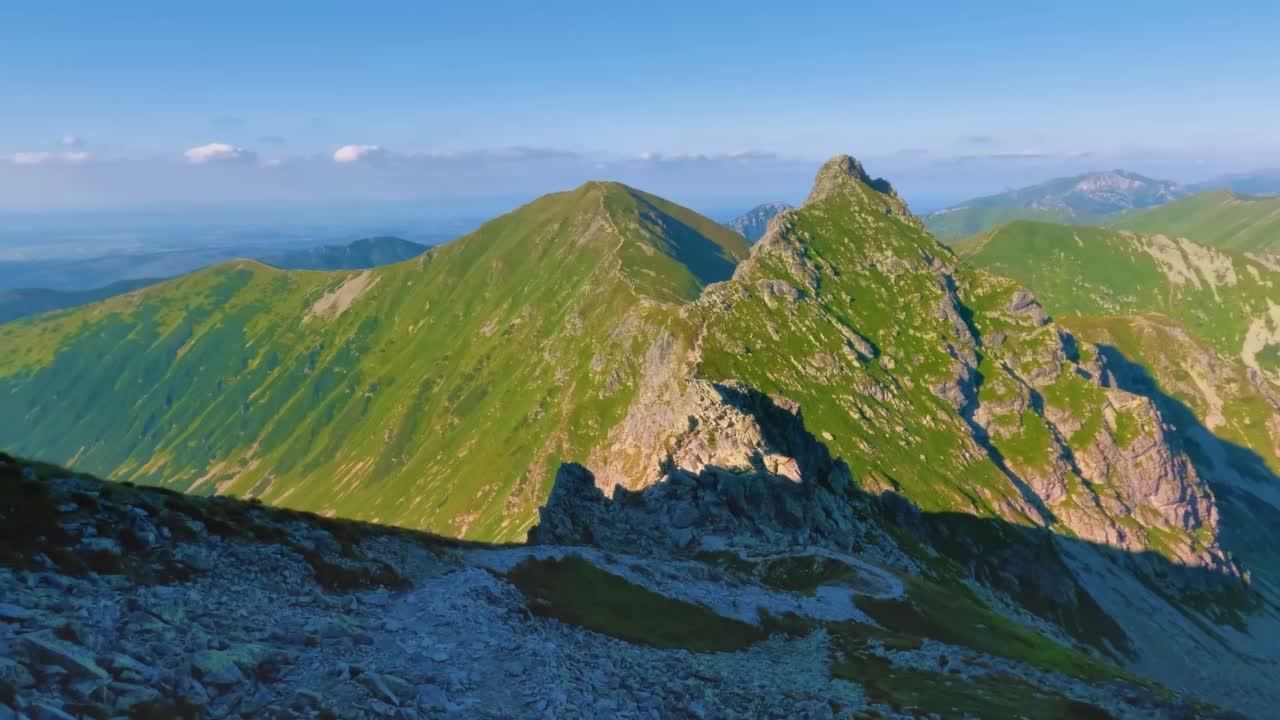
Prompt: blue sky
<box><xmin>2</xmin><ymin>1</ymin><xmax>1278</xmax><ymax>213</ymax></box>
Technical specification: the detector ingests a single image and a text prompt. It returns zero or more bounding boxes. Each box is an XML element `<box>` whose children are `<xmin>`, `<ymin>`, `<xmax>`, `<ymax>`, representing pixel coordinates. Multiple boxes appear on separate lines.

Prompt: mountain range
<box><xmin>923</xmin><ymin>170</ymin><xmax>1187</xmax><ymax>239</ymax></box>
<box><xmin>1192</xmin><ymin>169</ymin><xmax>1280</xmax><ymax>197</ymax></box>
<box><xmin>3</xmin><ymin>155</ymin><xmax>1279</xmax><ymax>716</ymax></box>
<box><xmin>724</xmin><ymin>201</ymin><xmax>792</xmax><ymax>242</ymax></box>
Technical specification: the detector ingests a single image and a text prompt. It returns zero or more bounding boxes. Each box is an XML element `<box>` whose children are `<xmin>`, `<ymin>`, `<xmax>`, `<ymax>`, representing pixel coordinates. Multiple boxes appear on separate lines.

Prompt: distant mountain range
<box><xmin>262</xmin><ymin>235</ymin><xmax>429</xmax><ymax>271</ymax></box>
<box><xmin>0</xmin><ymin>236</ymin><xmax>430</xmax><ymax>325</ymax></box>
<box><xmin>724</xmin><ymin>201</ymin><xmax>792</xmax><ymax>242</ymax></box>
<box><xmin>924</xmin><ymin>170</ymin><xmax>1187</xmax><ymax>239</ymax></box>
<box><xmin>0</xmin><ymin>278</ymin><xmax>159</xmax><ymax>325</ymax></box>
<box><xmin>1192</xmin><ymin>169</ymin><xmax>1280</xmax><ymax>197</ymax></box>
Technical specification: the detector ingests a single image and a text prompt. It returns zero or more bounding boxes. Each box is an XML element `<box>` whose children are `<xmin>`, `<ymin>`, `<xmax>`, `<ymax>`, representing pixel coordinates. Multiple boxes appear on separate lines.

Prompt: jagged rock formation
<box><xmin>724</xmin><ymin>201</ymin><xmax>793</xmax><ymax>243</ymax></box>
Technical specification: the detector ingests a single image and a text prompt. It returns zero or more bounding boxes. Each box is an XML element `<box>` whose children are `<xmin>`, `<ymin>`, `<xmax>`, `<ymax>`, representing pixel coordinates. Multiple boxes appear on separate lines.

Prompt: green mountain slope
<box><xmin>0</xmin><ymin>277</ymin><xmax>160</xmax><ymax>325</ymax></box>
<box><xmin>924</xmin><ymin>205</ymin><xmax>1095</xmax><ymax>241</ymax></box>
<box><xmin>956</xmin><ymin>221</ymin><xmax>1280</xmax><ymax>380</ymax></box>
<box><xmin>1108</xmin><ymin>190</ymin><xmax>1280</xmax><ymax>258</ymax></box>
<box><xmin>0</xmin><ymin>181</ymin><xmax>747</xmax><ymax>541</ymax></box>
<box><xmin>266</xmin><ymin>235</ymin><xmax>429</xmax><ymax>270</ymax></box>
<box><xmin>713</xmin><ymin>162</ymin><xmax>1216</xmax><ymax>547</ymax></box>
<box><xmin>923</xmin><ymin>170</ymin><xmax>1185</xmax><ymax>240</ymax></box>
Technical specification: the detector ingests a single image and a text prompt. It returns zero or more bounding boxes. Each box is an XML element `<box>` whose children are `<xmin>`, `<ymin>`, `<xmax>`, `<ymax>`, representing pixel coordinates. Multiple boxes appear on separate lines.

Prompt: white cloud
<box><xmin>6</xmin><ymin>150</ymin><xmax>95</xmax><ymax>166</ymax></box>
<box><xmin>61</xmin><ymin>135</ymin><xmax>85</xmax><ymax>148</ymax></box>
<box><xmin>333</xmin><ymin>144</ymin><xmax>385</xmax><ymax>163</ymax></box>
<box><xmin>11</xmin><ymin>152</ymin><xmax>54</xmax><ymax>165</ymax></box>
<box><xmin>184</xmin><ymin>142</ymin><xmax>254</xmax><ymax>164</ymax></box>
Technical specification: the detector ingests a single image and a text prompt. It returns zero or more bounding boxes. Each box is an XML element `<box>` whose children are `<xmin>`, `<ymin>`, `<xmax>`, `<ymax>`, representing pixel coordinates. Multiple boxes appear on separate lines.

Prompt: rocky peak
<box><xmin>804</xmin><ymin>154</ymin><xmax>899</xmax><ymax>206</ymax></box>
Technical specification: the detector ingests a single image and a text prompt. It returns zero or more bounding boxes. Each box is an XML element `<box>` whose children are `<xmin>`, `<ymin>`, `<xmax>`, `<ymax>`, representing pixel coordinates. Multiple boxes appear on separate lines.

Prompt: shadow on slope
<box><xmin>1093</xmin><ymin>343</ymin><xmax>1280</xmax><ymax>584</ymax></box>
<box><xmin>0</xmin><ymin>452</ymin><xmax>502</xmax><ymax>595</ymax></box>
<box><xmin>530</xmin><ymin>384</ymin><xmax>1256</xmax><ymax>668</ymax></box>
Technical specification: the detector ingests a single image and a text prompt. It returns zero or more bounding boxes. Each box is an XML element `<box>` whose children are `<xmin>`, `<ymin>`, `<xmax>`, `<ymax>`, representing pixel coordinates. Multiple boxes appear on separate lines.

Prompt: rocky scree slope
<box><xmin>0</xmin><ymin>183</ymin><xmax>748</xmax><ymax>541</ymax></box>
<box><xmin>0</xmin><ymin>453</ymin><xmax>1234</xmax><ymax>719</ymax></box>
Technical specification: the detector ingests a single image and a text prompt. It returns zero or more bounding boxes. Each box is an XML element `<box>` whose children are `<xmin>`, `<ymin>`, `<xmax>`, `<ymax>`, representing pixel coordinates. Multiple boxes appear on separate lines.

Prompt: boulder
<box><xmin>21</xmin><ymin>633</ymin><xmax>110</xmax><ymax>683</ymax></box>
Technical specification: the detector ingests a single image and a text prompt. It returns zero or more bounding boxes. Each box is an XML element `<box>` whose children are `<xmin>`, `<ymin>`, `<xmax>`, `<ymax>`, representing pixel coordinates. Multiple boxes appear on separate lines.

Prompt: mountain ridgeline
<box><xmin>1108</xmin><ymin>190</ymin><xmax>1280</xmax><ymax>259</ymax></box>
<box><xmin>924</xmin><ymin>170</ymin><xmax>1187</xmax><ymax>240</ymax></box>
<box><xmin>724</xmin><ymin>201</ymin><xmax>792</xmax><ymax>242</ymax></box>
<box><xmin>4</xmin><ymin>156</ymin><xmax>1280</xmax><ymax>715</ymax></box>
<box><xmin>264</xmin><ymin>235</ymin><xmax>430</xmax><ymax>271</ymax></box>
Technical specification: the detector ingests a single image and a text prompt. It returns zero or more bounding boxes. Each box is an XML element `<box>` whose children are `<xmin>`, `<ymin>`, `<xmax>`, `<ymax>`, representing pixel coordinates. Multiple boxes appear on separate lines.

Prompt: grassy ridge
<box><xmin>925</xmin><ymin>206</ymin><xmax>1095</xmax><ymax>241</ymax></box>
<box><xmin>1108</xmin><ymin>190</ymin><xmax>1280</xmax><ymax>257</ymax></box>
<box><xmin>956</xmin><ymin>221</ymin><xmax>1280</xmax><ymax>372</ymax></box>
<box><xmin>0</xmin><ymin>183</ymin><xmax>745</xmax><ymax>541</ymax></box>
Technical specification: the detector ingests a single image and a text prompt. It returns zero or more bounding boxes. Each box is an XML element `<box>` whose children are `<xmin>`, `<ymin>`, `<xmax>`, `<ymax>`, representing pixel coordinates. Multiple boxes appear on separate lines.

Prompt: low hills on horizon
<box><xmin>3</xmin><ymin>154</ymin><xmax>1280</xmax><ymax>715</ymax></box>
<box><xmin>0</xmin><ymin>235</ymin><xmax>432</xmax><ymax>325</ymax></box>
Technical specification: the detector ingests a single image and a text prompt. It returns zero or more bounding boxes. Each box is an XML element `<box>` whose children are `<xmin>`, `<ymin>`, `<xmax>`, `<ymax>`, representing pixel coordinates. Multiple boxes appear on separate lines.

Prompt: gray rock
<box><xmin>190</xmin><ymin>649</ymin><xmax>247</xmax><ymax>686</ymax></box>
<box><xmin>21</xmin><ymin>633</ymin><xmax>110</xmax><ymax>682</ymax></box>
<box><xmin>669</xmin><ymin>503</ymin><xmax>700</xmax><ymax>529</ymax></box>
<box><xmin>26</xmin><ymin>702</ymin><xmax>76</xmax><ymax>720</ymax></box>
<box><xmin>359</xmin><ymin>671</ymin><xmax>404</xmax><ymax>705</ymax></box>
<box><xmin>112</xmin><ymin>682</ymin><xmax>162</xmax><ymax>713</ymax></box>
<box><xmin>80</xmin><ymin>536</ymin><xmax>123</xmax><ymax>556</ymax></box>
<box><xmin>415</xmin><ymin>683</ymin><xmax>450</xmax><ymax>711</ymax></box>
<box><xmin>0</xmin><ymin>602</ymin><xmax>35</xmax><ymax>621</ymax></box>
<box><xmin>174</xmin><ymin>545</ymin><xmax>214</xmax><ymax>572</ymax></box>
<box><xmin>0</xmin><ymin>657</ymin><xmax>35</xmax><ymax>689</ymax></box>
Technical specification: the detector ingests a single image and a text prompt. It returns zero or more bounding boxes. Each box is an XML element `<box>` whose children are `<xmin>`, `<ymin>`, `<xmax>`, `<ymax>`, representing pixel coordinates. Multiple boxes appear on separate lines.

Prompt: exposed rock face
<box><xmin>535</xmin><ymin>384</ymin><xmax>891</xmax><ymax>561</ymax></box>
<box><xmin>724</xmin><ymin>201</ymin><xmax>792</xmax><ymax>243</ymax></box>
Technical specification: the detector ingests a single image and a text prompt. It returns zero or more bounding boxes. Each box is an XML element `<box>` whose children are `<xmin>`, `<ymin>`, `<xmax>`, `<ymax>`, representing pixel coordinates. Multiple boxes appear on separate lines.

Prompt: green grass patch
<box><xmin>855</xmin><ymin>575</ymin><xmax>1137</xmax><ymax>686</ymax></box>
<box><xmin>830</xmin><ymin>648</ymin><xmax>1114</xmax><ymax>719</ymax></box>
<box><xmin>506</xmin><ymin>555</ymin><xmax>766</xmax><ymax>652</ymax></box>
